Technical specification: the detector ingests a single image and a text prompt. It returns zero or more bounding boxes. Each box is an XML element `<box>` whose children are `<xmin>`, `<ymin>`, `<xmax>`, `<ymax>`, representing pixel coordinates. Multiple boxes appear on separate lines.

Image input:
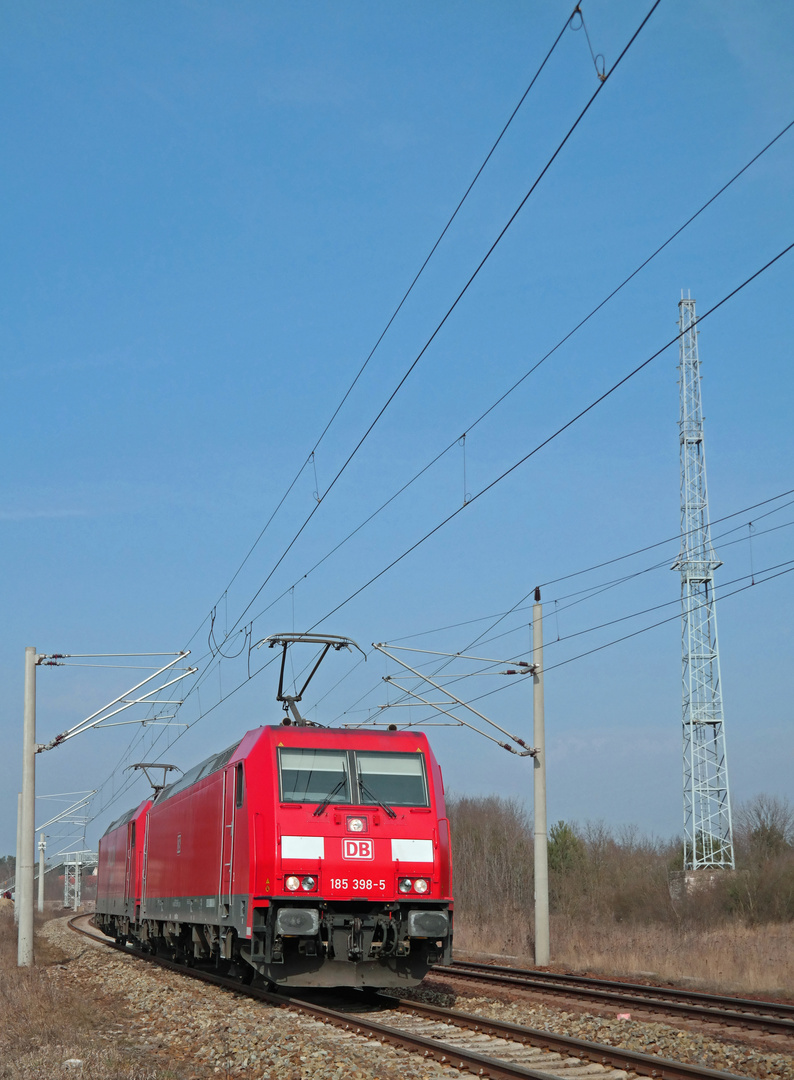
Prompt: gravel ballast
<box><xmin>42</xmin><ymin>918</ymin><xmax>794</xmax><ymax>1079</ymax></box>
<box><xmin>398</xmin><ymin>979</ymin><xmax>794</xmax><ymax>1080</ymax></box>
<box><xmin>43</xmin><ymin>918</ymin><xmax>453</xmax><ymax>1079</ymax></box>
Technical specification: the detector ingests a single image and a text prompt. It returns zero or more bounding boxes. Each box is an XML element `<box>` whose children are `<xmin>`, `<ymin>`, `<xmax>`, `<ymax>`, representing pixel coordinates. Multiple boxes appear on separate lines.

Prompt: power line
<box><xmin>343</xmin><ymin>527</ymin><xmax>794</xmax><ymax>714</ymax></box>
<box><xmin>343</xmin><ymin>501</ymin><xmax>794</xmax><ymax>715</ymax></box>
<box><xmin>381</xmin><ymin>492</ymin><xmax>794</xmax><ymax>644</ymax></box>
<box><xmin>100</xmin><ymin>8</ymin><xmax>786</xmax><ymax>793</ymax></box>
<box><xmin>87</xmin><ymin>11</ymin><xmax>589</xmax><ymax>820</ymax></box>
<box><xmin>234</xmin><ymin>119</ymin><xmax>794</xmax><ymax>636</ymax></box>
<box><xmin>442</xmin><ymin>547</ymin><xmax>794</xmax><ymax>671</ymax></box>
<box><xmin>358</xmin><ymin>558</ymin><xmax>794</xmax><ymax>726</ymax></box>
<box><xmin>145</xmin><ymin>240</ymin><xmax>793</xmax><ymax>754</ymax></box>
<box><xmin>535</xmin><ymin>561</ymin><xmax>794</xmax><ymax>678</ymax></box>
<box><xmin>307</xmin><ymin>243</ymin><xmax>794</xmax><ymax>630</ymax></box>
<box><xmin>303</xmin><ymin>2</ymin><xmax>582</xmax><ymax>459</ymax></box>
<box><xmin>87</xmin><ymin>522</ymin><xmax>794</xmax><ymax>826</ymax></box>
<box><xmin>178</xmin><ymin>5</ymin><xmax>581</xmax><ymax>650</ymax></box>
<box><xmin>519</xmin><ymin>506</ymin><xmax>794</xmax><ymax>626</ymax></box>
<box><xmin>85</xmin><ymin>10</ymin><xmax>792</xmax><ymax>827</ymax></box>
<box><xmin>92</xmin><ymin>478</ymin><xmax>793</xmax><ymax>827</ymax></box>
<box><xmin>219</xmin><ymin>0</ymin><xmax>662</xmax><ymax>644</ymax></box>
<box><xmin>541</xmin><ymin>490</ymin><xmax>794</xmax><ymax>591</ymax></box>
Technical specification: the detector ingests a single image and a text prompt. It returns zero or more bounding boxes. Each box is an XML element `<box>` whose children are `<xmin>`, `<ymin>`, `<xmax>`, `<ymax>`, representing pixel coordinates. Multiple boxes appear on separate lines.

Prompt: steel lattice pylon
<box><xmin>62</xmin><ymin>850</ymin><xmax>98</xmax><ymax>910</ymax></box>
<box><xmin>672</xmin><ymin>294</ymin><xmax>734</xmax><ymax>871</ymax></box>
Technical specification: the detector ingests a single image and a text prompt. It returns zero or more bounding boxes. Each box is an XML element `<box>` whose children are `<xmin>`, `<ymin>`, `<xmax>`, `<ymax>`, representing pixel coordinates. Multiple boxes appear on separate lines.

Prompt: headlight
<box><xmin>413</xmin><ymin>878</ymin><xmax>429</xmax><ymax>894</ymax></box>
<box><xmin>285</xmin><ymin>875</ymin><xmax>301</xmax><ymax>892</ymax></box>
<box><xmin>346</xmin><ymin>816</ymin><xmax>367</xmax><ymax>833</ymax></box>
<box><xmin>301</xmin><ymin>875</ymin><xmax>317</xmax><ymax>892</ymax></box>
<box><xmin>398</xmin><ymin>878</ymin><xmax>413</xmax><ymax>893</ymax></box>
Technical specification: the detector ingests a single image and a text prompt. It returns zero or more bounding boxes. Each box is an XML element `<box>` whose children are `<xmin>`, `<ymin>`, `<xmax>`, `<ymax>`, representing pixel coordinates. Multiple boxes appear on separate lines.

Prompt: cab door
<box><xmin>219</xmin><ymin>764</ymin><xmax>242</xmax><ymax>915</ymax></box>
<box><xmin>123</xmin><ymin>820</ymin><xmax>136</xmax><ymax>914</ymax></box>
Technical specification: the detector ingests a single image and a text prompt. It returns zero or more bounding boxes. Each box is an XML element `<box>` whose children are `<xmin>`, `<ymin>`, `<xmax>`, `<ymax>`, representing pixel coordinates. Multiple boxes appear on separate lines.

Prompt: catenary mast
<box><xmin>672</xmin><ymin>293</ymin><xmax>734</xmax><ymax>871</ymax></box>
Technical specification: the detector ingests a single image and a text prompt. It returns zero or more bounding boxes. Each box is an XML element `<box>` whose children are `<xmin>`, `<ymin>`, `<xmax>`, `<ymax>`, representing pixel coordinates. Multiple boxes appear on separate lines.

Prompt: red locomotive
<box><xmin>95</xmin><ymin>635</ymin><xmax>453</xmax><ymax>987</ymax></box>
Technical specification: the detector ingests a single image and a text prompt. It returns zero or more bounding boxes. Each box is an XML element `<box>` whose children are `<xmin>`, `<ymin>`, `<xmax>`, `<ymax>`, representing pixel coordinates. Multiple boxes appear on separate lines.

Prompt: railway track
<box><xmin>438</xmin><ymin>960</ymin><xmax>794</xmax><ymax>1037</ymax></box>
<box><xmin>68</xmin><ymin>915</ymin><xmax>758</xmax><ymax>1080</ymax></box>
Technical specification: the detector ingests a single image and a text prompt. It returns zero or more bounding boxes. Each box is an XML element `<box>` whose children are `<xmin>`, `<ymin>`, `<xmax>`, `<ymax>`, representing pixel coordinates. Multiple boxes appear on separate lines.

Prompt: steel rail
<box><xmin>441</xmin><ymin>961</ymin><xmax>794</xmax><ymax>1036</ymax></box>
<box><xmin>374</xmin><ymin>995</ymin><xmax>755</xmax><ymax>1080</ymax></box>
<box><xmin>68</xmin><ymin>916</ymin><xmax>753</xmax><ymax>1080</ymax></box>
<box><xmin>449</xmin><ymin>960</ymin><xmax>794</xmax><ymax>1018</ymax></box>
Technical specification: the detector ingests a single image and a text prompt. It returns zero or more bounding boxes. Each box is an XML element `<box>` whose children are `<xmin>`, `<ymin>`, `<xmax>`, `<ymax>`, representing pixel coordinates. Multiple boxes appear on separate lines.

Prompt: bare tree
<box><xmin>735</xmin><ymin>795</ymin><xmax>794</xmax><ymax>860</ymax></box>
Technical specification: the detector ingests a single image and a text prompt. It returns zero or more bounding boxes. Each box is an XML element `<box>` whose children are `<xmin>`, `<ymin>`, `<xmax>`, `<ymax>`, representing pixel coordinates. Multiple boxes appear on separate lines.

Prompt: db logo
<box><xmin>343</xmin><ymin>839</ymin><xmax>374</xmax><ymax>860</ymax></box>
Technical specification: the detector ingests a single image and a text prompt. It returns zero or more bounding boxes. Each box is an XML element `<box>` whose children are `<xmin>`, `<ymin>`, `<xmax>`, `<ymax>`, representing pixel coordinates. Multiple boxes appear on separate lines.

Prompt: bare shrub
<box><xmin>547</xmin><ymin>820</ymin><xmax>679</xmax><ymax>925</ymax></box>
<box><xmin>735</xmin><ymin>794</ymin><xmax>794</xmax><ymax>858</ymax></box>
<box><xmin>448</xmin><ymin>791</ymin><xmax>794</xmax><ymax>990</ymax></box>
<box><xmin>447</xmin><ymin>793</ymin><xmax>534</xmax><ymax>916</ymax></box>
<box><xmin>724</xmin><ymin>795</ymin><xmax>794</xmax><ymax>924</ymax></box>
<box><xmin>447</xmin><ymin>794</ymin><xmax>535</xmax><ymax>955</ymax></box>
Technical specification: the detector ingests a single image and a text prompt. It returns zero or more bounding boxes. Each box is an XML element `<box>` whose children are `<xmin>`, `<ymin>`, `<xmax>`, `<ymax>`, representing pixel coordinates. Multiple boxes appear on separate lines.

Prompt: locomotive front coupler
<box><xmin>347</xmin><ymin>916</ymin><xmax>364</xmax><ymax>962</ymax></box>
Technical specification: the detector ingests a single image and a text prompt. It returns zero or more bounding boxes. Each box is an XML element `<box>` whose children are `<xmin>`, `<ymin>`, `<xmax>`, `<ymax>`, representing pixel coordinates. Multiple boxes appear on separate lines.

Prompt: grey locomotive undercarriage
<box><xmin>95</xmin><ymin>898</ymin><xmax>452</xmax><ymax>987</ymax></box>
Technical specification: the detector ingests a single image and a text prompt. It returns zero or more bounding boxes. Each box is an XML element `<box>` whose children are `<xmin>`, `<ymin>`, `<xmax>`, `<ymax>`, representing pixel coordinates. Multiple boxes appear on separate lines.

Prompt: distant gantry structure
<box><xmin>672</xmin><ymin>294</ymin><xmax>734</xmax><ymax>871</ymax></box>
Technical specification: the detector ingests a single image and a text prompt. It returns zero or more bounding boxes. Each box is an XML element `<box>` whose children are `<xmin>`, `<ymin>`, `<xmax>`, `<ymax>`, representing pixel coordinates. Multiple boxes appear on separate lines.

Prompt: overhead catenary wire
<box><xmin>118</xmin><ymin>3</ymin><xmax>662</xmax><ymax>771</ymax></box>
<box><xmin>86</xmin><ymin>506</ymin><xmax>792</xmax><ymax>825</ymax></box>
<box><xmin>36</xmin><ymin>7</ymin><xmax>592</xmax><ymax>831</ymax></box>
<box><xmin>486</xmin><ymin>508</ymin><xmax>794</xmax><ymax>636</ymax></box>
<box><xmin>541</xmin><ymin>489</ymin><xmax>794</xmax><ymax>592</ymax></box>
<box><xmin>306</xmin><ymin>242</ymin><xmax>794</xmax><ymax>632</ymax></box>
<box><xmin>344</xmin><ymin>557</ymin><xmax>794</xmax><ymax>730</ymax></box>
<box><xmin>485</xmin><ymin>561</ymin><xmax>794</xmax><ymax>687</ymax></box>
<box><xmin>86</xmin><ymin>429</ymin><xmax>793</xmax><ymax>828</ymax></box>
<box><xmin>229</xmin><ymin>118</ymin><xmax>794</xmax><ymax>638</ymax></box>
<box><xmin>217</xmin><ymin>0</ymin><xmax>663</xmax><ymax>646</ymax></box>
<box><xmin>388</xmin><ymin>551</ymin><xmax>794</xmax><ymax>688</ymax></box>
<box><xmin>81</xmin><ymin>8</ymin><xmax>794</xmax><ymax>829</ymax></box>
<box><xmin>381</xmin><ymin>491</ymin><xmax>794</xmax><ymax>644</ymax></box>
<box><xmin>331</xmin><ymin>514</ymin><xmax>794</xmax><ymax>720</ymax></box>
<box><xmin>322</xmin><ymin>553</ymin><xmax>794</xmax><ymax>730</ymax></box>
<box><xmin>102</xmin><ymin>236</ymin><xmax>793</xmax><ymax>797</ymax></box>
<box><xmin>177</xmin><ymin>3</ymin><xmax>581</xmax><ymax>653</ymax></box>
<box><xmin>88</xmin><ymin>11</ymin><xmax>788</xmax><ymax>815</ymax></box>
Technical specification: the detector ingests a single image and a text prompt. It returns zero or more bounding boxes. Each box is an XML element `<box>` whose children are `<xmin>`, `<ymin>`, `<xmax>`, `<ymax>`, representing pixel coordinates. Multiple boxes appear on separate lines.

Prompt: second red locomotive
<box><xmin>96</xmin><ymin>721</ymin><xmax>453</xmax><ymax>986</ymax></box>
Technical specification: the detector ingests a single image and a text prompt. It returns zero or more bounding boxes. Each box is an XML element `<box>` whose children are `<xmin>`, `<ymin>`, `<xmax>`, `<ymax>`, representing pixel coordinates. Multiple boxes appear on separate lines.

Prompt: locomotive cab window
<box><xmin>279</xmin><ymin>749</ymin><xmax>350</xmax><ymax>803</ymax></box>
<box><xmin>235</xmin><ymin>762</ymin><xmax>245</xmax><ymax>808</ymax></box>
<box><xmin>356</xmin><ymin>751</ymin><xmax>429</xmax><ymax>807</ymax></box>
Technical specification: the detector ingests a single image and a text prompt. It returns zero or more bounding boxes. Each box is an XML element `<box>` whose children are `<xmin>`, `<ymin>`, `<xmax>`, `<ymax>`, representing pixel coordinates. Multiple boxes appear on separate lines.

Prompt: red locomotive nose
<box><xmin>95</xmin><ymin>721</ymin><xmax>453</xmax><ymax>988</ymax></box>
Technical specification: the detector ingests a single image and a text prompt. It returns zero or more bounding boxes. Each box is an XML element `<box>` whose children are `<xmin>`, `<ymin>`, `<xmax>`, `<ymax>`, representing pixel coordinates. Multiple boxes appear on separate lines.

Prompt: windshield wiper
<box><xmin>312</xmin><ymin>777</ymin><xmax>347</xmax><ymax>817</ymax></box>
<box><xmin>357</xmin><ymin>775</ymin><xmax>396</xmax><ymax>818</ymax></box>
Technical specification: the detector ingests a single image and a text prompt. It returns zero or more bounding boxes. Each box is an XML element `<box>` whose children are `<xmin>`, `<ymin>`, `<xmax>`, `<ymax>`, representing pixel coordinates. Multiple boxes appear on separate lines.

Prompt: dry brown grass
<box><xmin>454</xmin><ymin>910</ymin><xmax>794</xmax><ymax>996</ymax></box>
<box><xmin>0</xmin><ymin>907</ymin><xmax>191</xmax><ymax>1080</ymax></box>
<box><xmin>447</xmin><ymin>793</ymin><xmax>794</xmax><ymax>997</ymax></box>
<box><xmin>551</xmin><ymin>918</ymin><xmax>794</xmax><ymax>995</ymax></box>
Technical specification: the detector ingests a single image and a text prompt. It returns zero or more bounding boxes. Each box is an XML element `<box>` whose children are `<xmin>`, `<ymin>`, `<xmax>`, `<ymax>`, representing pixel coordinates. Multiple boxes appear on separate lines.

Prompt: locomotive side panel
<box><xmin>96</xmin><ymin>825</ymin><xmax>127</xmax><ymax>916</ymax></box>
<box><xmin>142</xmin><ymin>770</ymin><xmax>225</xmax><ymax>922</ymax></box>
<box><xmin>95</xmin><ymin>799</ymin><xmax>151</xmax><ymax>936</ymax></box>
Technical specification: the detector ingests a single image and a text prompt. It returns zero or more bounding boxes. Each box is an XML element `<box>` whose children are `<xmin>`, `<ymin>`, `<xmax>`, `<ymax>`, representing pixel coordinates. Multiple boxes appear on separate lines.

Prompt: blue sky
<box><xmin>2</xmin><ymin>1</ymin><xmax>792</xmax><ymax>858</ymax></box>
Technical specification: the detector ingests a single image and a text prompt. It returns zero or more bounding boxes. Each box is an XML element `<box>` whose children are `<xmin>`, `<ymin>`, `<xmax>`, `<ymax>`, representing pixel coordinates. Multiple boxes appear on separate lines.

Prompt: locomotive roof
<box><xmin>155</xmin><ymin>737</ymin><xmax>243</xmax><ymax>804</ymax></box>
<box><xmin>101</xmin><ymin>739</ymin><xmax>243</xmax><ymax>835</ymax></box>
<box><xmin>105</xmin><ymin>802</ymin><xmax>146</xmax><ymax>835</ymax></box>
<box><xmin>102</xmin><ymin>724</ymin><xmax>434</xmax><ymax>834</ymax></box>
